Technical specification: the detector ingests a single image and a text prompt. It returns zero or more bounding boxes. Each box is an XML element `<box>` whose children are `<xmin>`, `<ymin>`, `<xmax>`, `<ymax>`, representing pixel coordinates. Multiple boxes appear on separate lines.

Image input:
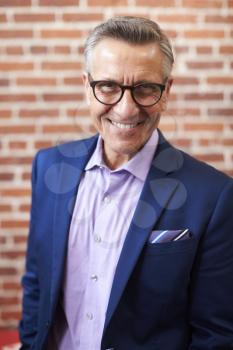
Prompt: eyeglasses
<box><xmin>88</xmin><ymin>74</ymin><xmax>166</xmax><ymax>107</ymax></box>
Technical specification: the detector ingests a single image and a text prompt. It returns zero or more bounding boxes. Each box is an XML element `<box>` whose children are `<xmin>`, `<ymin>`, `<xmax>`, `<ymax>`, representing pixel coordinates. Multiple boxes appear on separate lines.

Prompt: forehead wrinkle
<box><xmin>90</xmin><ymin>39</ymin><xmax>164</xmax><ymax>83</ymax></box>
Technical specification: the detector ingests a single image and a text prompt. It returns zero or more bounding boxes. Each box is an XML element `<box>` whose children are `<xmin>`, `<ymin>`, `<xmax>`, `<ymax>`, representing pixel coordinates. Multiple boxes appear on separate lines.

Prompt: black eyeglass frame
<box><xmin>88</xmin><ymin>74</ymin><xmax>166</xmax><ymax>107</ymax></box>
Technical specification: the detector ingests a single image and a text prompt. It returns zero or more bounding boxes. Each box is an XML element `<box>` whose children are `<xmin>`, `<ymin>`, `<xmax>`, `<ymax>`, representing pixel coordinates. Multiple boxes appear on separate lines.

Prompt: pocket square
<box><xmin>149</xmin><ymin>229</ymin><xmax>191</xmax><ymax>243</ymax></box>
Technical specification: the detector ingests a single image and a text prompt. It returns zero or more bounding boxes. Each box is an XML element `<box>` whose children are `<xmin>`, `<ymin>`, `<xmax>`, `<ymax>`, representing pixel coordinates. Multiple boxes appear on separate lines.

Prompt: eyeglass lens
<box><xmin>93</xmin><ymin>81</ymin><xmax>163</xmax><ymax>106</ymax></box>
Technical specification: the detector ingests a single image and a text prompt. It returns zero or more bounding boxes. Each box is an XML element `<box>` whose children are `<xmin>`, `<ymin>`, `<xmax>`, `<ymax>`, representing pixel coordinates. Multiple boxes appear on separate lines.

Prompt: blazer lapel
<box><xmin>50</xmin><ymin>135</ymin><xmax>98</xmax><ymax>315</ymax></box>
<box><xmin>104</xmin><ymin>130</ymin><xmax>184</xmax><ymax>330</ymax></box>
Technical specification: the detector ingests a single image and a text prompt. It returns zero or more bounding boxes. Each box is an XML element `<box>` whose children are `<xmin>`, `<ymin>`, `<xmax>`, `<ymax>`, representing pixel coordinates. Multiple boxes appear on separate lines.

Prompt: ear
<box><xmin>160</xmin><ymin>77</ymin><xmax>173</xmax><ymax>112</ymax></box>
<box><xmin>82</xmin><ymin>71</ymin><xmax>91</xmax><ymax>105</ymax></box>
<box><xmin>165</xmin><ymin>77</ymin><xmax>173</xmax><ymax>96</ymax></box>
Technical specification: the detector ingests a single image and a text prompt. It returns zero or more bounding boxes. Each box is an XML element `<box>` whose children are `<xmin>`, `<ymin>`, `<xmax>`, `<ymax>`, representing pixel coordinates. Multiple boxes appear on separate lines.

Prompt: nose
<box><xmin>112</xmin><ymin>89</ymin><xmax>139</xmax><ymax>118</ymax></box>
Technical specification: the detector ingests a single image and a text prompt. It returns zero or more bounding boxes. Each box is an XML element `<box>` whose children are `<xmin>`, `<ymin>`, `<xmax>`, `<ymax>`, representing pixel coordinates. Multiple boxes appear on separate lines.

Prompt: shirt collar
<box><xmin>85</xmin><ymin>129</ymin><xmax>159</xmax><ymax>181</ymax></box>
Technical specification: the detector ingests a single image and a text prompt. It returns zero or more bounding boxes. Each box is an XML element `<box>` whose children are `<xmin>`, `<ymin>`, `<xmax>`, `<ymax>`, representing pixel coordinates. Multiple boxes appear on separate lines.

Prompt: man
<box><xmin>19</xmin><ymin>16</ymin><xmax>233</xmax><ymax>350</ymax></box>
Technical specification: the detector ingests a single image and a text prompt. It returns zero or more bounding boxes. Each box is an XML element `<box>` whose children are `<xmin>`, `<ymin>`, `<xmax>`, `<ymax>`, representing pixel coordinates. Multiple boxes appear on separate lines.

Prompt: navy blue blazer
<box><xmin>19</xmin><ymin>130</ymin><xmax>233</xmax><ymax>350</ymax></box>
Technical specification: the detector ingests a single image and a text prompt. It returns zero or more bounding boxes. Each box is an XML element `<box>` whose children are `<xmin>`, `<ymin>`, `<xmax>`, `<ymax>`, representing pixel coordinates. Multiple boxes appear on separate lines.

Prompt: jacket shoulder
<box><xmin>181</xmin><ymin>149</ymin><xmax>232</xmax><ymax>186</ymax></box>
<box><xmin>34</xmin><ymin>134</ymin><xmax>98</xmax><ymax>166</ymax></box>
<box><xmin>157</xmin><ymin>129</ymin><xmax>232</xmax><ymax>188</ymax></box>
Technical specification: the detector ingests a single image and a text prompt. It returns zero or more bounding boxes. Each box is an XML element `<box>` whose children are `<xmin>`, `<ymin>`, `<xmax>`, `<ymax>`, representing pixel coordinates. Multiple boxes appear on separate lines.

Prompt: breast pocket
<box><xmin>130</xmin><ymin>235</ymin><xmax>198</xmax><ymax>304</ymax></box>
<box><xmin>145</xmin><ymin>234</ymin><xmax>196</xmax><ymax>255</ymax></box>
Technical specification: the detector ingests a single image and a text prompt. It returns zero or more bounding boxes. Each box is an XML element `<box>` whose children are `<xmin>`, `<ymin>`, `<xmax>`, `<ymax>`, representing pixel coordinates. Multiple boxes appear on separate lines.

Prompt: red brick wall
<box><xmin>0</xmin><ymin>1</ymin><xmax>232</xmax><ymax>328</ymax></box>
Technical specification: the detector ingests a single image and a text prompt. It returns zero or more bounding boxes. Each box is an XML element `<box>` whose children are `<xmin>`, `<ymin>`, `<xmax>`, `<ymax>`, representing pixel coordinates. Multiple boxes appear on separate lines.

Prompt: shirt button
<box><xmin>104</xmin><ymin>195</ymin><xmax>111</xmax><ymax>204</ymax></box>
<box><xmin>86</xmin><ymin>312</ymin><xmax>93</xmax><ymax>320</ymax></box>
<box><xmin>94</xmin><ymin>235</ymin><xmax>101</xmax><ymax>243</ymax></box>
<box><xmin>90</xmin><ymin>274</ymin><xmax>98</xmax><ymax>282</ymax></box>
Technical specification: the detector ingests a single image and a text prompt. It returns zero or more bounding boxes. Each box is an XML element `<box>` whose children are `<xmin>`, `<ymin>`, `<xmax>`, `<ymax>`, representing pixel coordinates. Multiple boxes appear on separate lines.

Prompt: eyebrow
<box><xmin>96</xmin><ymin>78</ymin><xmax>160</xmax><ymax>85</ymax></box>
<box><xmin>134</xmin><ymin>79</ymin><xmax>155</xmax><ymax>84</ymax></box>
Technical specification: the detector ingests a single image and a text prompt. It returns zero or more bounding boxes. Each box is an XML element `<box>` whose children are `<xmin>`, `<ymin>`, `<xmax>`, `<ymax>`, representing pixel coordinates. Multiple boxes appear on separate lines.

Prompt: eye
<box><xmin>95</xmin><ymin>81</ymin><xmax>120</xmax><ymax>94</ymax></box>
<box><xmin>134</xmin><ymin>84</ymin><xmax>161</xmax><ymax>97</ymax></box>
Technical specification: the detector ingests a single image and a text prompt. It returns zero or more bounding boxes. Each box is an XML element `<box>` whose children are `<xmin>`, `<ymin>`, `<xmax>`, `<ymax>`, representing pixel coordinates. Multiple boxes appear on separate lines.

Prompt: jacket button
<box><xmin>46</xmin><ymin>321</ymin><xmax>50</xmax><ymax>328</ymax></box>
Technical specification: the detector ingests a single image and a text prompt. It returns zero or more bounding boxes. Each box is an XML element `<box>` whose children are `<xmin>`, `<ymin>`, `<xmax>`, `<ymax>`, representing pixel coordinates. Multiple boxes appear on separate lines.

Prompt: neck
<box><xmin>103</xmin><ymin>150</ymin><xmax>133</xmax><ymax>170</ymax></box>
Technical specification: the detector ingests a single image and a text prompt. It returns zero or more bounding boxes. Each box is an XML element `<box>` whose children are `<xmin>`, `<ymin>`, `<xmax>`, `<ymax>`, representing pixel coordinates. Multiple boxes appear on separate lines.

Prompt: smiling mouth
<box><xmin>109</xmin><ymin>120</ymin><xmax>143</xmax><ymax>129</ymax></box>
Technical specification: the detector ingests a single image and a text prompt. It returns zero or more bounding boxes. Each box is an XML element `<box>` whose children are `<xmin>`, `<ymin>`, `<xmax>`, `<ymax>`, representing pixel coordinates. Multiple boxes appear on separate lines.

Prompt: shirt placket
<box><xmin>79</xmin><ymin>168</ymin><xmax>112</xmax><ymax>350</ymax></box>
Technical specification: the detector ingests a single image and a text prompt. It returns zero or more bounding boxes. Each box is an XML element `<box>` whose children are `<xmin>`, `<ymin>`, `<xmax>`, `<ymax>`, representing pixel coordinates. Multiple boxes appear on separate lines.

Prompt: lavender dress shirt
<box><xmin>46</xmin><ymin>129</ymin><xmax>158</xmax><ymax>350</ymax></box>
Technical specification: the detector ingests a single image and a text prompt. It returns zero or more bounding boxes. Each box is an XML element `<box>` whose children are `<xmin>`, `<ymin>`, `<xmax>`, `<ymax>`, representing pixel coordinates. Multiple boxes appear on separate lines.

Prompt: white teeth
<box><xmin>111</xmin><ymin>121</ymin><xmax>138</xmax><ymax>129</ymax></box>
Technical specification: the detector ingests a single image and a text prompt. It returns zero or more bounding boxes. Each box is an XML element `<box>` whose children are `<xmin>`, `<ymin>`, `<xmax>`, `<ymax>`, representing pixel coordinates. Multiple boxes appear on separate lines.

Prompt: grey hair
<box><xmin>84</xmin><ymin>16</ymin><xmax>174</xmax><ymax>80</ymax></box>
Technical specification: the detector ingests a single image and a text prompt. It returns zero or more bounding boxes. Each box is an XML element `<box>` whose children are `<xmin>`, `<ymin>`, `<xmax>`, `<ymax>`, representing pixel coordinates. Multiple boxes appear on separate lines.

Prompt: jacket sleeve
<box><xmin>188</xmin><ymin>179</ymin><xmax>233</xmax><ymax>349</ymax></box>
<box><xmin>19</xmin><ymin>152</ymin><xmax>41</xmax><ymax>349</ymax></box>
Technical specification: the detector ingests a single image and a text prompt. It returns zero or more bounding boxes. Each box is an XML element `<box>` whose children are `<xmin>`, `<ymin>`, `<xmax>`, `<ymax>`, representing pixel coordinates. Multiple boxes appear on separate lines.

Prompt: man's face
<box><xmin>83</xmin><ymin>38</ymin><xmax>172</xmax><ymax>168</ymax></box>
